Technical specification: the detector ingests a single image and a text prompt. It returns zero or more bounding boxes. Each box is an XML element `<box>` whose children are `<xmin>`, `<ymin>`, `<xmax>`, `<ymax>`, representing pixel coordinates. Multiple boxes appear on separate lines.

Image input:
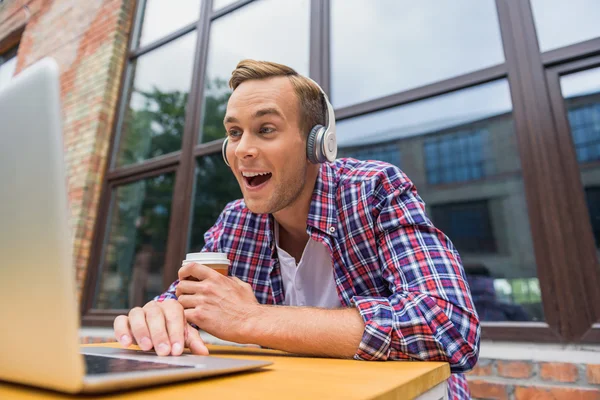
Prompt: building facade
<box><xmin>1</xmin><ymin>0</ymin><xmax>599</xmax><ymax>398</ymax></box>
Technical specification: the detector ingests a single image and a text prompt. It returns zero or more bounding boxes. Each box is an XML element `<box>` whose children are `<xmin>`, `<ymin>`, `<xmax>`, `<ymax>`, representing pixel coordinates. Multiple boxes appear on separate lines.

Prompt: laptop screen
<box><xmin>84</xmin><ymin>354</ymin><xmax>196</xmax><ymax>375</ymax></box>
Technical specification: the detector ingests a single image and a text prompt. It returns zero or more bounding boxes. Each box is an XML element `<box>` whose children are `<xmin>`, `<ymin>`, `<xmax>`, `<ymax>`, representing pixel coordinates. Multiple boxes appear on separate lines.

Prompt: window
<box><xmin>560</xmin><ymin>67</ymin><xmax>600</xmax><ymax>260</ymax></box>
<box><xmin>585</xmin><ymin>187</ymin><xmax>600</xmax><ymax>249</ymax></box>
<box><xmin>337</xmin><ymin>80</ymin><xmax>541</xmax><ymax>322</ymax></box>
<box><xmin>530</xmin><ymin>0</ymin><xmax>600</xmax><ymax>52</ymax></box>
<box><xmin>0</xmin><ymin>45</ymin><xmax>18</xmax><ymax>90</ymax></box>
<box><xmin>199</xmin><ymin>0</ymin><xmax>310</xmax><ymax>144</ymax></box>
<box><xmin>135</xmin><ymin>0</ymin><xmax>202</xmax><ymax>48</ymax></box>
<box><xmin>431</xmin><ymin>201</ymin><xmax>496</xmax><ymax>253</ymax></box>
<box><xmin>330</xmin><ymin>0</ymin><xmax>504</xmax><ymax>107</ymax></box>
<box><xmin>567</xmin><ymin>104</ymin><xmax>600</xmax><ymax>163</ymax></box>
<box><xmin>338</xmin><ymin>142</ymin><xmax>401</xmax><ymax>168</ymax></box>
<box><xmin>425</xmin><ymin>129</ymin><xmax>491</xmax><ymax>185</ymax></box>
<box><xmin>94</xmin><ymin>173</ymin><xmax>176</xmax><ymax>309</ymax></box>
<box><xmin>115</xmin><ymin>31</ymin><xmax>197</xmax><ymax>167</ymax></box>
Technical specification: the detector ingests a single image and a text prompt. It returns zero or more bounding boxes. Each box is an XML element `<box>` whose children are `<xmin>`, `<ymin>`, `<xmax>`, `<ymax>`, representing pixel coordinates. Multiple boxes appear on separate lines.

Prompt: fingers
<box><xmin>128</xmin><ymin>306</ymin><xmax>154</xmax><ymax>352</ymax></box>
<box><xmin>178</xmin><ymin>262</ymin><xmax>220</xmax><ymax>282</ymax></box>
<box><xmin>114</xmin><ymin>315</ymin><xmax>133</xmax><ymax>348</ymax></box>
<box><xmin>144</xmin><ymin>302</ymin><xmax>172</xmax><ymax>356</ymax></box>
<box><xmin>178</xmin><ymin>294</ymin><xmax>205</xmax><ymax>310</ymax></box>
<box><xmin>161</xmin><ymin>300</ymin><xmax>186</xmax><ymax>356</ymax></box>
<box><xmin>175</xmin><ymin>279</ymin><xmax>205</xmax><ymax>298</ymax></box>
<box><xmin>185</xmin><ymin>324</ymin><xmax>209</xmax><ymax>356</ymax></box>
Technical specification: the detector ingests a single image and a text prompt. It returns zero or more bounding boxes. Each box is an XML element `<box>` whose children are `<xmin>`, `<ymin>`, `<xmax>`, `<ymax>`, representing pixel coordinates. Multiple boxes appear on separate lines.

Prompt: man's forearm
<box><xmin>240</xmin><ymin>305</ymin><xmax>365</xmax><ymax>358</ymax></box>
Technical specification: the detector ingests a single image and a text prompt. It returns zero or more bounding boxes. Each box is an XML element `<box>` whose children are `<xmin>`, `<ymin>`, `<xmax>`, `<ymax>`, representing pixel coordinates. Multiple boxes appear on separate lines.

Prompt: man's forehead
<box><xmin>225</xmin><ymin>78</ymin><xmax>297</xmax><ymax>120</ymax></box>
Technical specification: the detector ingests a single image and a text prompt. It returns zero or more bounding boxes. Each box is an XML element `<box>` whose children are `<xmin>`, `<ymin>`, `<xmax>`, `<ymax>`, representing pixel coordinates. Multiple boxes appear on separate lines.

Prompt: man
<box><xmin>114</xmin><ymin>60</ymin><xmax>480</xmax><ymax>399</ymax></box>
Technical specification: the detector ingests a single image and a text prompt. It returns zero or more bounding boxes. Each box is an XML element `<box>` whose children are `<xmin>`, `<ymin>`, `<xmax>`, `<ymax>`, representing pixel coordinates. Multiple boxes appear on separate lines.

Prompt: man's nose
<box><xmin>234</xmin><ymin>132</ymin><xmax>259</xmax><ymax>161</ymax></box>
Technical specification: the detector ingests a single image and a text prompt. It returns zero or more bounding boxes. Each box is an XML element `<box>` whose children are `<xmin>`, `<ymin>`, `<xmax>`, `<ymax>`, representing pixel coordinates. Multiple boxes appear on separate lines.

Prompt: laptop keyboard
<box><xmin>84</xmin><ymin>354</ymin><xmax>195</xmax><ymax>375</ymax></box>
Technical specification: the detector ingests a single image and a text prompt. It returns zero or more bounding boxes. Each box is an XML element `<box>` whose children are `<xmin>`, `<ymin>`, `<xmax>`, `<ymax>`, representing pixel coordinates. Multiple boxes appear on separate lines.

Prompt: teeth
<box><xmin>242</xmin><ymin>171</ymin><xmax>270</xmax><ymax>177</ymax></box>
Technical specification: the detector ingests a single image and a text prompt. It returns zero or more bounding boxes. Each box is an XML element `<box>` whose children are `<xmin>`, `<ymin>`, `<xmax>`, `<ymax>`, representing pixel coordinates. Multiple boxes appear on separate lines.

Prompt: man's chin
<box><xmin>243</xmin><ymin>198</ymin><xmax>273</xmax><ymax>215</ymax></box>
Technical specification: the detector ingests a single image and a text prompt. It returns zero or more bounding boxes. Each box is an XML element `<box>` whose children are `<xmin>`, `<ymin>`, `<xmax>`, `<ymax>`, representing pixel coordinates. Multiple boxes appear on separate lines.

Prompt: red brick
<box><xmin>497</xmin><ymin>361</ymin><xmax>534</xmax><ymax>379</ymax></box>
<box><xmin>588</xmin><ymin>365</ymin><xmax>600</xmax><ymax>385</ymax></box>
<box><xmin>540</xmin><ymin>362</ymin><xmax>579</xmax><ymax>383</ymax></box>
<box><xmin>469</xmin><ymin>380</ymin><xmax>508</xmax><ymax>400</ymax></box>
<box><xmin>515</xmin><ymin>386</ymin><xmax>600</xmax><ymax>400</ymax></box>
<box><xmin>468</xmin><ymin>364</ymin><xmax>493</xmax><ymax>377</ymax></box>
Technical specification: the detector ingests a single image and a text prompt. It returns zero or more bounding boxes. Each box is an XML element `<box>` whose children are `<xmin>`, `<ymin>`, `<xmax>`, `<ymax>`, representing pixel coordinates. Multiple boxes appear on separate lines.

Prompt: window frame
<box><xmin>82</xmin><ymin>0</ymin><xmax>600</xmax><ymax>346</ymax></box>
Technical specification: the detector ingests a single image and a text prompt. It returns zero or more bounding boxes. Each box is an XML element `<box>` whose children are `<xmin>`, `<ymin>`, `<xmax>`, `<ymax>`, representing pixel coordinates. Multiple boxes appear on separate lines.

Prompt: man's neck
<box><xmin>273</xmin><ymin>164</ymin><xmax>319</xmax><ymax>259</ymax></box>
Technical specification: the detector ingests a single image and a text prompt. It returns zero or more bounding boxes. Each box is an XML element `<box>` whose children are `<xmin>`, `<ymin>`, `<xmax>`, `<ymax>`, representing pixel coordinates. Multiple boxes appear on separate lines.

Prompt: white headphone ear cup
<box><xmin>222</xmin><ymin>137</ymin><xmax>230</xmax><ymax>167</ymax></box>
<box><xmin>307</xmin><ymin>125</ymin><xmax>323</xmax><ymax>164</ymax></box>
<box><xmin>323</xmin><ymin>130</ymin><xmax>337</xmax><ymax>162</ymax></box>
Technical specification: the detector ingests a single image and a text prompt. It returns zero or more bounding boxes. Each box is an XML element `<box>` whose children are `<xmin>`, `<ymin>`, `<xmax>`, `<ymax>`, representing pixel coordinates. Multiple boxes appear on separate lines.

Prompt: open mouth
<box><xmin>242</xmin><ymin>172</ymin><xmax>272</xmax><ymax>188</ymax></box>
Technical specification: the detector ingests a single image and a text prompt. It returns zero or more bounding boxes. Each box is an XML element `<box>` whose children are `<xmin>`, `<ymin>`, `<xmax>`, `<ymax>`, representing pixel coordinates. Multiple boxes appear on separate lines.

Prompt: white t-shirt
<box><xmin>274</xmin><ymin>221</ymin><xmax>342</xmax><ymax>308</ymax></box>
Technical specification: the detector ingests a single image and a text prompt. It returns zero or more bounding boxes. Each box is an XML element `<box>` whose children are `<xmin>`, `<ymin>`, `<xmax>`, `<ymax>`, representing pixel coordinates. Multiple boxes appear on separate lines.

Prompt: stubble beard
<box><xmin>244</xmin><ymin>162</ymin><xmax>307</xmax><ymax>215</ymax></box>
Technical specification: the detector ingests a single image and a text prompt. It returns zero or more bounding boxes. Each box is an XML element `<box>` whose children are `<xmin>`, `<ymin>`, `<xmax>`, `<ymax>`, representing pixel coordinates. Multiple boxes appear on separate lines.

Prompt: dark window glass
<box><xmin>560</xmin><ymin>67</ymin><xmax>600</xmax><ymax>262</ymax></box>
<box><xmin>188</xmin><ymin>154</ymin><xmax>242</xmax><ymax>252</ymax></box>
<box><xmin>425</xmin><ymin>129</ymin><xmax>491</xmax><ymax>184</ymax></box>
<box><xmin>94</xmin><ymin>173</ymin><xmax>175</xmax><ymax>309</ymax></box>
<box><xmin>339</xmin><ymin>142</ymin><xmax>401</xmax><ymax>168</ymax></box>
<box><xmin>336</xmin><ymin>80</ymin><xmax>543</xmax><ymax>321</ymax></box>
<box><xmin>331</xmin><ymin>0</ymin><xmax>504</xmax><ymax>108</ymax></box>
<box><xmin>136</xmin><ymin>0</ymin><xmax>202</xmax><ymax>48</ymax></box>
<box><xmin>530</xmin><ymin>0</ymin><xmax>600</xmax><ymax>52</ymax></box>
<box><xmin>585</xmin><ymin>188</ymin><xmax>600</xmax><ymax>249</ymax></box>
<box><xmin>431</xmin><ymin>201</ymin><xmax>496</xmax><ymax>253</ymax></box>
<box><xmin>199</xmin><ymin>0</ymin><xmax>310</xmax><ymax>144</ymax></box>
<box><xmin>115</xmin><ymin>32</ymin><xmax>197</xmax><ymax>167</ymax></box>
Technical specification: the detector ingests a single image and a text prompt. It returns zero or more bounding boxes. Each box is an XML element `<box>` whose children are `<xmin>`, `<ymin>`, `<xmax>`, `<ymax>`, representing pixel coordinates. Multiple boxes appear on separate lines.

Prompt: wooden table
<box><xmin>0</xmin><ymin>343</ymin><xmax>450</xmax><ymax>399</ymax></box>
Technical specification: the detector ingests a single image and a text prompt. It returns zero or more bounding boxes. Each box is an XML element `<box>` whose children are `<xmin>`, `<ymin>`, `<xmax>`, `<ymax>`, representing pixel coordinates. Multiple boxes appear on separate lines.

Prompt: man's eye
<box><xmin>259</xmin><ymin>127</ymin><xmax>275</xmax><ymax>134</ymax></box>
<box><xmin>228</xmin><ymin>129</ymin><xmax>242</xmax><ymax>138</ymax></box>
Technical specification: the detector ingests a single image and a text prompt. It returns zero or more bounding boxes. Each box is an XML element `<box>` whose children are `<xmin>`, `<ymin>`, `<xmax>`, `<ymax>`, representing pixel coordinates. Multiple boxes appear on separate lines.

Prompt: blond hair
<box><xmin>229</xmin><ymin>59</ymin><xmax>325</xmax><ymax>136</ymax></box>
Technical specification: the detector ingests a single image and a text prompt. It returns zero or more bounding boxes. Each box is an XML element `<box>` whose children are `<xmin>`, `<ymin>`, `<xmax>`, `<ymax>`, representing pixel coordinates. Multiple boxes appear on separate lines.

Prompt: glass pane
<box><xmin>199</xmin><ymin>0</ymin><xmax>310</xmax><ymax>144</ymax></box>
<box><xmin>213</xmin><ymin>0</ymin><xmax>239</xmax><ymax>11</ymax></box>
<box><xmin>115</xmin><ymin>32</ymin><xmax>197</xmax><ymax>167</ymax></box>
<box><xmin>94</xmin><ymin>173</ymin><xmax>175</xmax><ymax>309</ymax></box>
<box><xmin>337</xmin><ymin>80</ymin><xmax>544</xmax><ymax>321</ymax></box>
<box><xmin>137</xmin><ymin>0</ymin><xmax>202</xmax><ymax>48</ymax></box>
<box><xmin>331</xmin><ymin>0</ymin><xmax>505</xmax><ymax>108</ymax></box>
<box><xmin>188</xmin><ymin>154</ymin><xmax>242</xmax><ymax>252</ymax></box>
<box><xmin>560</xmin><ymin>67</ymin><xmax>600</xmax><ymax>263</ymax></box>
<box><xmin>531</xmin><ymin>0</ymin><xmax>600</xmax><ymax>52</ymax></box>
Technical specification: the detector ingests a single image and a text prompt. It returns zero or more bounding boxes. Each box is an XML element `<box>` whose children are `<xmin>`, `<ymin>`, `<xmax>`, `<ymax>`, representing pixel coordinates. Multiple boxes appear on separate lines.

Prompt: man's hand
<box><xmin>113</xmin><ymin>299</ymin><xmax>209</xmax><ymax>356</ymax></box>
<box><xmin>176</xmin><ymin>262</ymin><xmax>260</xmax><ymax>343</ymax></box>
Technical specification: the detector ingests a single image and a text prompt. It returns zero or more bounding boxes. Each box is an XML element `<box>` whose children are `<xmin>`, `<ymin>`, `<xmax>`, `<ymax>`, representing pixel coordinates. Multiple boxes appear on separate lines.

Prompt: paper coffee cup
<box><xmin>184</xmin><ymin>252</ymin><xmax>230</xmax><ymax>276</ymax></box>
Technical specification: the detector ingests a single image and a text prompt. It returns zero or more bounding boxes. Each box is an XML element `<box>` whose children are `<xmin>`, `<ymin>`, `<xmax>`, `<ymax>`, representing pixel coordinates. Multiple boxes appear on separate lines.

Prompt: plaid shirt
<box><xmin>157</xmin><ymin>158</ymin><xmax>480</xmax><ymax>399</ymax></box>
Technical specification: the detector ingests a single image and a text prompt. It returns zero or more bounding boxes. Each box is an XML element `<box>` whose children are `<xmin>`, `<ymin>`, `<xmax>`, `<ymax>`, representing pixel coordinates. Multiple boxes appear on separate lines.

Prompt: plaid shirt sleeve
<box><xmin>153</xmin><ymin>209</ymin><xmax>225</xmax><ymax>302</ymax></box>
<box><xmin>351</xmin><ymin>178</ymin><xmax>480</xmax><ymax>374</ymax></box>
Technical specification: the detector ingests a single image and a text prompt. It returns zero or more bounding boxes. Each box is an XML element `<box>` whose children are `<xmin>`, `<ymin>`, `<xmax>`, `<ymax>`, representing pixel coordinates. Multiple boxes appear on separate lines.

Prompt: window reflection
<box><xmin>337</xmin><ymin>80</ymin><xmax>543</xmax><ymax>321</ymax></box>
<box><xmin>199</xmin><ymin>0</ymin><xmax>310</xmax><ymax>144</ymax></box>
<box><xmin>116</xmin><ymin>32</ymin><xmax>197</xmax><ymax>167</ymax></box>
<box><xmin>331</xmin><ymin>0</ymin><xmax>505</xmax><ymax>108</ymax></box>
<box><xmin>530</xmin><ymin>0</ymin><xmax>600</xmax><ymax>52</ymax></box>
<box><xmin>94</xmin><ymin>173</ymin><xmax>175</xmax><ymax>309</ymax></box>
<box><xmin>188</xmin><ymin>155</ymin><xmax>242</xmax><ymax>252</ymax></box>
<box><xmin>136</xmin><ymin>0</ymin><xmax>202</xmax><ymax>48</ymax></box>
<box><xmin>560</xmin><ymin>67</ymin><xmax>600</xmax><ymax>261</ymax></box>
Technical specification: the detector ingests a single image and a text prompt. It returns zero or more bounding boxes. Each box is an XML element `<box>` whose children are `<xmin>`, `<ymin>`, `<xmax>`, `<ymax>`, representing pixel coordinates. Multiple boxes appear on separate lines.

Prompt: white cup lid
<box><xmin>184</xmin><ymin>252</ymin><xmax>230</xmax><ymax>265</ymax></box>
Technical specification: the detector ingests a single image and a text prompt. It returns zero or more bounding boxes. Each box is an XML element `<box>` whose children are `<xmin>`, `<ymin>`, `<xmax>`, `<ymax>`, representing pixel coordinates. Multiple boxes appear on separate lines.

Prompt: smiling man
<box><xmin>114</xmin><ymin>60</ymin><xmax>480</xmax><ymax>399</ymax></box>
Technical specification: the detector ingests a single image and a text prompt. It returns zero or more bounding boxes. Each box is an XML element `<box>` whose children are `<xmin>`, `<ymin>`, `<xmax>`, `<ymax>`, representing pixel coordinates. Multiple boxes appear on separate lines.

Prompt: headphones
<box><xmin>222</xmin><ymin>78</ymin><xmax>337</xmax><ymax>167</ymax></box>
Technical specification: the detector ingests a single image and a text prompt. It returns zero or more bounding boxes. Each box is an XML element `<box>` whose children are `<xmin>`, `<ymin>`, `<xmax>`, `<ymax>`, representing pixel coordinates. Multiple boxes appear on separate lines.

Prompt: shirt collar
<box><xmin>306</xmin><ymin>162</ymin><xmax>339</xmax><ymax>237</ymax></box>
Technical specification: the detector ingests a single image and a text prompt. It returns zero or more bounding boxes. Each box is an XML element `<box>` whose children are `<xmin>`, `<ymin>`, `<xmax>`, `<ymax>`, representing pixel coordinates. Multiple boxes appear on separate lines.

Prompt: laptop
<box><xmin>0</xmin><ymin>58</ymin><xmax>271</xmax><ymax>394</ymax></box>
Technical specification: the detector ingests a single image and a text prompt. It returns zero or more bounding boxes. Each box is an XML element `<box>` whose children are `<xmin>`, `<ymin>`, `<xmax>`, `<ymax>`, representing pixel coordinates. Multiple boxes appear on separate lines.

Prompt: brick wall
<box><xmin>0</xmin><ymin>0</ymin><xmax>134</xmax><ymax>300</ymax></box>
<box><xmin>468</xmin><ymin>359</ymin><xmax>600</xmax><ymax>399</ymax></box>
